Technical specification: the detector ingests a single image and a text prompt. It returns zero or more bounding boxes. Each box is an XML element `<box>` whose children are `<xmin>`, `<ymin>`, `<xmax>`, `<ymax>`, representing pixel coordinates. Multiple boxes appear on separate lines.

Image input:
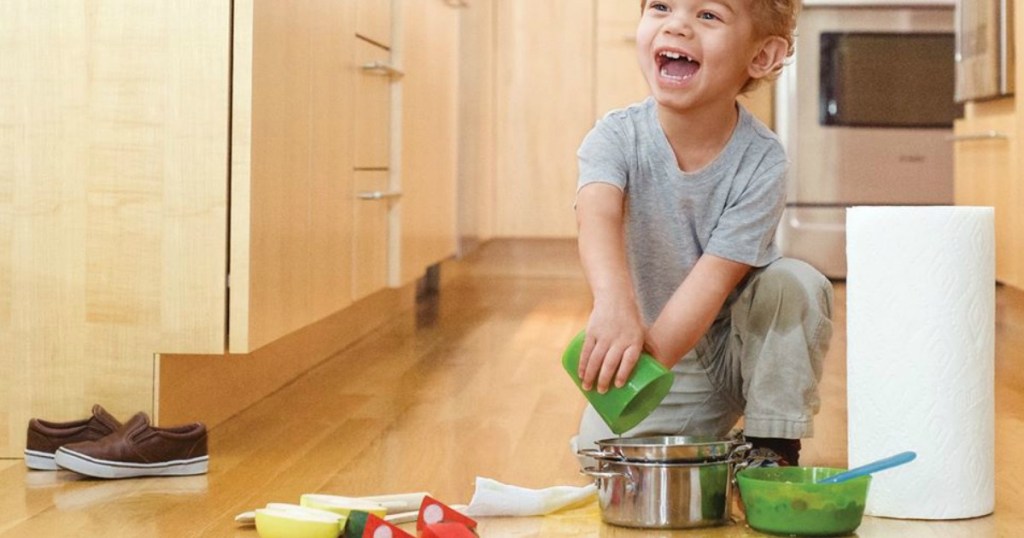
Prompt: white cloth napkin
<box><xmin>464</xmin><ymin>476</ymin><xmax>597</xmax><ymax>517</ymax></box>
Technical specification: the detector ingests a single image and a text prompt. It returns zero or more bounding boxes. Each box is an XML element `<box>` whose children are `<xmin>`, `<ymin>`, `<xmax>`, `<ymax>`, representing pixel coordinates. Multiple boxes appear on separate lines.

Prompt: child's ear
<box><xmin>748</xmin><ymin>36</ymin><xmax>788</xmax><ymax>80</ymax></box>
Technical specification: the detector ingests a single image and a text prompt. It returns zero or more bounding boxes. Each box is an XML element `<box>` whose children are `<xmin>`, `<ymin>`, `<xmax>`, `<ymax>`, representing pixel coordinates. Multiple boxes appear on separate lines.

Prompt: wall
<box><xmin>493</xmin><ymin>1</ymin><xmax>596</xmax><ymax>238</ymax></box>
<box><xmin>457</xmin><ymin>0</ymin><xmax>497</xmax><ymax>249</ymax></box>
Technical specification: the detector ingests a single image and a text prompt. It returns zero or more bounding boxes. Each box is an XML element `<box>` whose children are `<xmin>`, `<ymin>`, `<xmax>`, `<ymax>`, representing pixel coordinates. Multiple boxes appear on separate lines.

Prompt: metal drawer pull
<box><xmin>357</xmin><ymin>190</ymin><xmax>403</xmax><ymax>201</ymax></box>
<box><xmin>361</xmin><ymin>62</ymin><xmax>405</xmax><ymax>79</ymax></box>
<box><xmin>946</xmin><ymin>131</ymin><xmax>1010</xmax><ymax>142</ymax></box>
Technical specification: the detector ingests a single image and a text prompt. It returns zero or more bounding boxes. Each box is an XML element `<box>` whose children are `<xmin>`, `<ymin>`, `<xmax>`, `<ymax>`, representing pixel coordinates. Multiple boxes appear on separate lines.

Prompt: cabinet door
<box><xmin>356</xmin><ymin>0</ymin><xmax>392</xmax><ymax>47</ymax></box>
<box><xmin>354</xmin><ymin>40</ymin><xmax>392</xmax><ymax>170</ymax></box>
<box><xmin>232</xmin><ymin>0</ymin><xmax>356</xmax><ymax>352</ymax></box>
<box><xmin>353</xmin><ymin>171</ymin><xmax>393</xmax><ymax>300</ymax></box>
<box><xmin>397</xmin><ymin>0</ymin><xmax>459</xmax><ymax>284</ymax></box>
<box><xmin>953</xmin><ymin>99</ymin><xmax>1017</xmax><ymax>285</ymax></box>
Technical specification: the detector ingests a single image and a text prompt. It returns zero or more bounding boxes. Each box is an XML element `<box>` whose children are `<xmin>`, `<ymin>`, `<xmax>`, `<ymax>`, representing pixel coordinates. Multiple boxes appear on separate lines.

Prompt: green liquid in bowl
<box><xmin>737</xmin><ymin>467</ymin><xmax>870</xmax><ymax>536</ymax></box>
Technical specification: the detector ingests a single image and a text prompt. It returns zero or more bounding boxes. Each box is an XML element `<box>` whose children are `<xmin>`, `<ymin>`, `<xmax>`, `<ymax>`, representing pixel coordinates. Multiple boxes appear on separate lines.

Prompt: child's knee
<box><xmin>755</xmin><ymin>258</ymin><xmax>832</xmax><ymax>317</ymax></box>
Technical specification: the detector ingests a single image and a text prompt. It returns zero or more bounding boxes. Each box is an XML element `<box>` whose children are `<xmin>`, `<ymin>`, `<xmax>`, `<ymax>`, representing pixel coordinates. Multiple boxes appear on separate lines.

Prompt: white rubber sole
<box><xmin>24</xmin><ymin>449</ymin><xmax>59</xmax><ymax>471</ymax></box>
<box><xmin>54</xmin><ymin>447</ymin><xmax>208</xmax><ymax>479</ymax></box>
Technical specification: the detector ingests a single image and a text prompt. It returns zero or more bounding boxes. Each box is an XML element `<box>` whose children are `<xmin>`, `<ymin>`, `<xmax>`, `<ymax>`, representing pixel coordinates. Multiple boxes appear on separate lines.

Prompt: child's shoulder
<box><xmin>598</xmin><ymin>97</ymin><xmax>655</xmax><ymax>126</ymax></box>
<box><xmin>738</xmin><ymin>104</ymin><xmax>782</xmax><ymax>147</ymax></box>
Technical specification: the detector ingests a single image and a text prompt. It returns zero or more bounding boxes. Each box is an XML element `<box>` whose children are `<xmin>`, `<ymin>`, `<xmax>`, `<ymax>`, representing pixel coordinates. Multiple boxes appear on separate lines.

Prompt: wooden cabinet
<box><xmin>0</xmin><ymin>0</ymin><xmax>480</xmax><ymax>457</ymax></box>
<box><xmin>954</xmin><ymin>99</ymin><xmax>1019</xmax><ymax>287</ymax></box>
<box><xmin>356</xmin><ymin>0</ymin><xmax>393</xmax><ymax>47</ymax></box>
<box><xmin>0</xmin><ymin>0</ymin><xmax>232</xmax><ymax>457</ymax></box>
<box><xmin>950</xmin><ymin>0</ymin><xmax>1024</xmax><ymax>288</ymax></box>
<box><xmin>397</xmin><ymin>0</ymin><xmax>460</xmax><ymax>283</ymax></box>
<box><xmin>953</xmin><ymin>0</ymin><xmax>1024</xmax><ymax>290</ymax></box>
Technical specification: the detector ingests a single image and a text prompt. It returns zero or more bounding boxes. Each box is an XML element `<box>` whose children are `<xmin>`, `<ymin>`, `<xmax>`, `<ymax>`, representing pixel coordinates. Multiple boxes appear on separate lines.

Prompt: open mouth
<box><xmin>656</xmin><ymin>50</ymin><xmax>700</xmax><ymax>81</ymax></box>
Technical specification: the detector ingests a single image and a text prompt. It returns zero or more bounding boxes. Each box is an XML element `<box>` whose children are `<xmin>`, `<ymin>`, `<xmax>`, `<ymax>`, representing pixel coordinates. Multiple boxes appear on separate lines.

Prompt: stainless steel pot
<box><xmin>583</xmin><ymin>435</ymin><xmax>736</xmax><ymax>463</ymax></box>
<box><xmin>581</xmin><ymin>457</ymin><xmax>735</xmax><ymax>529</ymax></box>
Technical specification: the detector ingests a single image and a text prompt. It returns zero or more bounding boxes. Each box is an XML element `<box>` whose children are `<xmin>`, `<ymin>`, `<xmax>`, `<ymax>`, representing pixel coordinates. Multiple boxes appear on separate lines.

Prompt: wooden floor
<box><xmin>1</xmin><ymin>238</ymin><xmax>1023</xmax><ymax>537</ymax></box>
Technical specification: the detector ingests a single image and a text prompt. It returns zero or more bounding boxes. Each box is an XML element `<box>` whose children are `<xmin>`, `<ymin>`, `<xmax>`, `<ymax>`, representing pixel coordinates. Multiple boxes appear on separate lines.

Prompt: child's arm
<box><xmin>575</xmin><ymin>182</ymin><xmax>646</xmax><ymax>394</ymax></box>
<box><xmin>646</xmin><ymin>254</ymin><xmax>751</xmax><ymax>368</ymax></box>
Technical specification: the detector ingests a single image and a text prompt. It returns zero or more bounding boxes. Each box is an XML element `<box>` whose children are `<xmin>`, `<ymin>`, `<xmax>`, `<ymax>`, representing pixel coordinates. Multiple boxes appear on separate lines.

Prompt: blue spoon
<box><xmin>816</xmin><ymin>451</ymin><xmax>917</xmax><ymax>484</ymax></box>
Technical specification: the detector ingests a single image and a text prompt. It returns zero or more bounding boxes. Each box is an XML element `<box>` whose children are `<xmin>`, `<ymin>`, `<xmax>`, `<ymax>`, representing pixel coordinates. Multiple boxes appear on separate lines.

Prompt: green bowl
<box><xmin>737</xmin><ymin>467</ymin><xmax>870</xmax><ymax>536</ymax></box>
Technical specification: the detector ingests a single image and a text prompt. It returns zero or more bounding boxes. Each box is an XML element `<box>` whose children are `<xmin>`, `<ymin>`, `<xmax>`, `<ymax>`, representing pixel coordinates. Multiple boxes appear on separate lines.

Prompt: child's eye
<box><xmin>649</xmin><ymin>2</ymin><xmax>670</xmax><ymax>11</ymax></box>
<box><xmin>698</xmin><ymin>11</ymin><xmax>720</xmax><ymax>20</ymax></box>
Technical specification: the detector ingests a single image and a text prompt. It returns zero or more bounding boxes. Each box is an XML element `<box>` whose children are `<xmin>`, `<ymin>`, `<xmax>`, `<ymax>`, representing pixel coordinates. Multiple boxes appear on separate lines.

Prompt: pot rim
<box><xmin>587</xmin><ymin>435</ymin><xmax>740</xmax><ymax>463</ymax></box>
<box><xmin>584</xmin><ymin>456</ymin><xmax>740</xmax><ymax>468</ymax></box>
<box><xmin>596</xmin><ymin>435</ymin><xmax>732</xmax><ymax>448</ymax></box>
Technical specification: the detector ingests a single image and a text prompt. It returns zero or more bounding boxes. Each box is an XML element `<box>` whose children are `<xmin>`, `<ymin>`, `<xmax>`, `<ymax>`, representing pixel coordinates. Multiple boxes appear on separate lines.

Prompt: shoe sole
<box><xmin>54</xmin><ymin>447</ymin><xmax>208</xmax><ymax>479</ymax></box>
<box><xmin>24</xmin><ymin>449</ymin><xmax>59</xmax><ymax>471</ymax></box>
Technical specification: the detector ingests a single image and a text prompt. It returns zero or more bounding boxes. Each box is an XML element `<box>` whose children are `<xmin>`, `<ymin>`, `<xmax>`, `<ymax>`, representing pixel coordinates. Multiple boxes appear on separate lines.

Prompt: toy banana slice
<box><xmin>358</xmin><ymin>492</ymin><xmax>429</xmax><ymax>514</ymax></box>
<box><xmin>300</xmin><ymin>494</ymin><xmax>388</xmax><ymax>518</ymax></box>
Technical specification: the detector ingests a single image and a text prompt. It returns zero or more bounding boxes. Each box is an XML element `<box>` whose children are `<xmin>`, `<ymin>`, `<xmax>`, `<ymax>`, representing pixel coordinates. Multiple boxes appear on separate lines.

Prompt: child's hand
<box><xmin>579</xmin><ymin>299</ymin><xmax>646</xmax><ymax>394</ymax></box>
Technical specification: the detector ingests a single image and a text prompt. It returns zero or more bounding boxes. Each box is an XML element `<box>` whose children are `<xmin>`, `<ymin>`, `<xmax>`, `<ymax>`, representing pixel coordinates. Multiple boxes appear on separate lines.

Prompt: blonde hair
<box><xmin>638</xmin><ymin>0</ymin><xmax>799</xmax><ymax>93</ymax></box>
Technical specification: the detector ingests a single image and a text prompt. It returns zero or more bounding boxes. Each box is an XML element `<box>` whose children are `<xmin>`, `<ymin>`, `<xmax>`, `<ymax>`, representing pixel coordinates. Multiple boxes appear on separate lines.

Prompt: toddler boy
<box><xmin>574</xmin><ymin>0</ymin><xmax>833</xmax><ymax>465</ymax></box>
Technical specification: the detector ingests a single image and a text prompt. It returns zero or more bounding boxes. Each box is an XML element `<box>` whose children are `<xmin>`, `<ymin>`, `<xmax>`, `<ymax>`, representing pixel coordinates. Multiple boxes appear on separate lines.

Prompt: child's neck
<box><xmin>656</xmin><ymin>99</ymin><xmax>740</xmax><ymax>173</ymax></box>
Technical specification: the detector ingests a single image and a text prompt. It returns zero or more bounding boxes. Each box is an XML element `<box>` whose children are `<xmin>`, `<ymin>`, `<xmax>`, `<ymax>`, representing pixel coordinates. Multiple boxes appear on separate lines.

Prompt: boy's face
<box><xmin>636</xmin><ymin>0</ymin><xmax>764</xmax><ymax>111</ymax></box>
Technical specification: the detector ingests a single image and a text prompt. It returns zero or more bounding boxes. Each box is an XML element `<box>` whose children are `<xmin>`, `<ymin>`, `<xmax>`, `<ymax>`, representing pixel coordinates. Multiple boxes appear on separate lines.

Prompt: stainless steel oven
<box><xmin>775</xmin><ymin>1</ymin><xmax>958</xmax><ymax>278</ymax></box>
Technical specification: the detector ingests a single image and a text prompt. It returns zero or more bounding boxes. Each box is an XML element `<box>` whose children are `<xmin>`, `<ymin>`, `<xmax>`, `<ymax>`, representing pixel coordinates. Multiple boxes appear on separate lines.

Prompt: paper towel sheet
<box><xmin>464</xmin><ymin>477</ymin><xmax>597</xmax><ymax>517</ymax></box>
<box><xmin>846</xmin><ymin>206</ymin><xmax>995</xmax><ymax>520</ymax></box>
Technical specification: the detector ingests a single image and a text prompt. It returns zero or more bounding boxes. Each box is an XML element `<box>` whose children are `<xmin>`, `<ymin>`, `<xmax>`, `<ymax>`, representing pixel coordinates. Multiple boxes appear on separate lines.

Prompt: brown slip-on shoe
<box><xmin>25</xmin><ymin>404</ymin><xmax>122</xmax><ymax>471</ymax></box>
<box><xmin>54</xmin><ymin>412</ymin><xmax>208</xmax><ymax>479</ymax></box>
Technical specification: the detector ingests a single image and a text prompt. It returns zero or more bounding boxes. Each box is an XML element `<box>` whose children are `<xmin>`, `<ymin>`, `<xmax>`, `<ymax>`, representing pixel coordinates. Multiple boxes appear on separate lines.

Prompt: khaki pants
<box><xmin>576</xmin><ymin>258</ymin><xmax>834</xmax><ymax>452</ymax></box>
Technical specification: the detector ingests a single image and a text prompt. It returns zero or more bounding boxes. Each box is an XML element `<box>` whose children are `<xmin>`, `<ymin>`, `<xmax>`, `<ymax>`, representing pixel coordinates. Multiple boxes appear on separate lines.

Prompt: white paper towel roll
<box><xmin>846</xmin><ymin>206</ymin><xmax>995</xmax><ymax>520</ymax></box>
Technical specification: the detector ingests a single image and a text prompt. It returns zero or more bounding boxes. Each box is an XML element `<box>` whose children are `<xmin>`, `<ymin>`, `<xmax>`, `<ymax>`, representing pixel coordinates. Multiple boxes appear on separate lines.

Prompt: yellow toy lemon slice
<box><xmin>255</xmin><ymin>504</ymin><xmax>345</xmax><ymax>538</ymax></box>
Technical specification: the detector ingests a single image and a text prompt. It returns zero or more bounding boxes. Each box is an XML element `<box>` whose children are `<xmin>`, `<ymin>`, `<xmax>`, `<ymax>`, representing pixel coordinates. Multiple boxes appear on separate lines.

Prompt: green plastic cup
<box><xmin>562</xmin><ymin>330</ymin><xmax>674</xmax><ymax>434</ymax></box>
<box><xmin>736</xmin><ymin>466</ymin><xmax>871</xmax><ymax>536</ymax></box>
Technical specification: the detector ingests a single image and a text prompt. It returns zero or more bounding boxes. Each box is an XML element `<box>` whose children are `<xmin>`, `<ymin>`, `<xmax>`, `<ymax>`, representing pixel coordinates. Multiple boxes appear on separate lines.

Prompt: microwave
<box><xmin>955</xmin><ymin>0</ymin><xmax>1015</xmax><ymax>101</ymax></box>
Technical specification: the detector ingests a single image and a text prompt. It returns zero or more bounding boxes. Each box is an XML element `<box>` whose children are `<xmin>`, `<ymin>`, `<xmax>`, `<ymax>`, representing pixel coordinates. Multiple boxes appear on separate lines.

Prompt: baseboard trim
<box><xmin>155</xmin><ymin>284</ymin><xmax>416</xmax><ymax>429</ymax></box>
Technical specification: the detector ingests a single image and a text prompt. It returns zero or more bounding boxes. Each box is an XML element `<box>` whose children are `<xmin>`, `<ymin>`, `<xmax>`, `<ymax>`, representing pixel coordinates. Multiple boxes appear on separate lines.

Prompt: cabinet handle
<box><xmin>362</xmin><ymin>62</ymin><xmax>405</xmax><ymax>79</ymax></box>
<box><xmin>946</xmin><ymin>131</ymin><xmax>1010</xmax><ymax>142</ymax></box>
<box><xmin>444</xmin><ymin>0</ymin><xmax>469</xmax><ymax>7</ymax></box>
<box><xmin>357</xmin><ymin>190</ymin><xmax>403</xmax><ymax>201</ymax></box>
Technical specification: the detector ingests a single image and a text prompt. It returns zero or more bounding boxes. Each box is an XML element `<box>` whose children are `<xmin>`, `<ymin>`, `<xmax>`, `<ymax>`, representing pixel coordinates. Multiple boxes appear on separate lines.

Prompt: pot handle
<box><xmin>576</xmin><ymin>448</ymin><xmax>620</xmax><ymax>460</ymax></box>
<box><xmin>580</xmin><ymin>466</ymin><xmax>626</xmax><ymax>480</ymax></box>
<box><xmin>730</xmin><ymin>442</ymin><xmax>755</xmax><ymax>490</ymax></box>
<box><xmin>729</xmin><ymin>442</ymin><xmax>753</xmax><ymax>463</ymax></box>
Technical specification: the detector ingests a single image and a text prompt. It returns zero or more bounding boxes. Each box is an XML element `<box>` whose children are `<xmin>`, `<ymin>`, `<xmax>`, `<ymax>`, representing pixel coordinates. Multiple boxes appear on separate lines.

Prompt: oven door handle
<box><xmin>946</xmin><ymin>131</ymin><xmax>1010</xmax><ymax>142</ymax></box>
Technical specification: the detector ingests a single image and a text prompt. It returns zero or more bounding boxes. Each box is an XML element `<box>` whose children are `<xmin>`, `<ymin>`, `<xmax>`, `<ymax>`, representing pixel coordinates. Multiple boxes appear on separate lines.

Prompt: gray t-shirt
<box><xmin>577</xmin><ymin>97</ymin><xmax>787</xmax><ymax>324</ymax></box>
